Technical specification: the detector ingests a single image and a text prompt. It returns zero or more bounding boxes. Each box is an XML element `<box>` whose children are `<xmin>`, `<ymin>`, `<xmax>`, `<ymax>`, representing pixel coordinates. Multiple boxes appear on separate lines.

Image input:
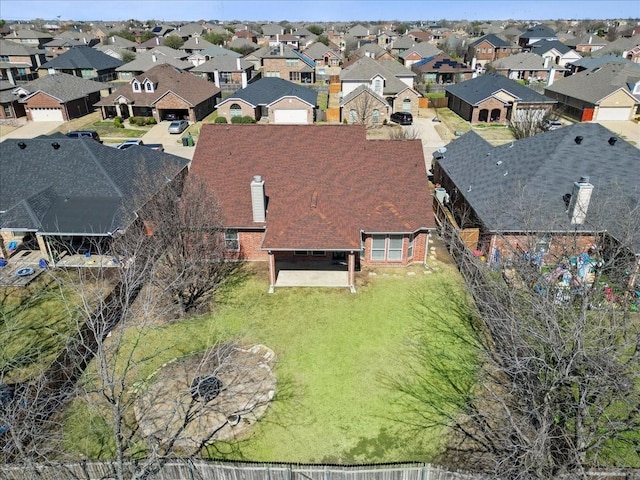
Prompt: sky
<box><xmin>2</xmin><ymin>0</ymin><xmax>638</xmax><ymax>23</ymax></box>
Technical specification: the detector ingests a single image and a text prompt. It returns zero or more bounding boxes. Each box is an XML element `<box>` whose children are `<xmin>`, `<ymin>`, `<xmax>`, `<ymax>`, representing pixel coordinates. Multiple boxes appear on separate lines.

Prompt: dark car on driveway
<box><xmin>390</xmin><ymin>112</ymin><xmax>413</xmax><ymax>125</ymax></box>
<box><xmin>66</xmin><ymin>130</ymin><xmax>102</xmax><ymax>143</ymax></box>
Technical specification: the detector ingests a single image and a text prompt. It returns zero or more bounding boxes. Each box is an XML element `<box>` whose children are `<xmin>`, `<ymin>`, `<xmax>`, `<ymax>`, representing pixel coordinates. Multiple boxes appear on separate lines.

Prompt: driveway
<box><xmin>595</xmin><ymin>120</ymin><xmax>639</xmax><ymax>147</ymax></box>
<box><xmin>0</xmin><ymin>120</ymin><xmax>64</xmax><ymax>143</ymax></box>
<box><xmin>412</xmin><ymin>110</ymin><xmax>449</xmax><ymax>171</ymax></box>
<box><xmin>140</xmin><ymin>121</ymin><xmax>197</xmax><ymax>160</ymax></box>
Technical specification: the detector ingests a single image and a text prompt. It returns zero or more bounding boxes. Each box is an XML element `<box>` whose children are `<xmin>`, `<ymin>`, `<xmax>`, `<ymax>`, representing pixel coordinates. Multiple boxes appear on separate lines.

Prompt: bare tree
<box><xmin>388</xmin><ymin>127</ymin><xmax>421</xmax><ymax>140</ymax></box>
<box><xmin>346</xmin><ymin>89</ymin><xmax>386</xmax><ymax>127</ymax></box>
<box><xmin>395</xmin><ymin>193</ymin><xmax>640</xmax><ymax>478</ymax></box>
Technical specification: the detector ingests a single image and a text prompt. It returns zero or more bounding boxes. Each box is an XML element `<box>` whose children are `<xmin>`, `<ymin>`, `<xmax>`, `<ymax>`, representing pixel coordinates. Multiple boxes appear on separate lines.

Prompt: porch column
<box><xmin>115</xmin><ymin>104</ymin><xmax>122</xmax><ymax>117</ymax></box>
<box><xmin>268</xmin><ymin>251</ymin><xmax>276</xmax><ymax>293</ymax></box>
<box><xmin>127</xmin><ymin>103</ymin><xmax>133</xmax><ymax>118</ymax></box>
<box><xmin>35</xmin><ymin>234</ymin><xmax>54</xmax><ymax>265</ymax></box>
<box><xmin>348</xmin><ymin>251</ymin><xmax>356</xmax><ymax>293</ymax></box>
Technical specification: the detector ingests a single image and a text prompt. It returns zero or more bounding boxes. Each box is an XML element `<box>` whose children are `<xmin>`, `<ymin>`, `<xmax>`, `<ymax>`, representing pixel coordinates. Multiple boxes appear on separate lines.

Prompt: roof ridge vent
<box><xmin>608</xmin><ymin>136</ymin><xmax>617</xmax><ymax>146</ymax></box>
<box><xmin>574</xmin><ymin>136</ymin><xmax>583</xmax><ymax>144</ymax></box>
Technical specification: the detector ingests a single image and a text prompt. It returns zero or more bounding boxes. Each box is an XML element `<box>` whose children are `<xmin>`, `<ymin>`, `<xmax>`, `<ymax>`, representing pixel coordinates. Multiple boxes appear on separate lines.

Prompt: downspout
<box><xmin>424</xmin><ymin>231</ymin><xmax>430</xmax><ymax>267</ymax></box>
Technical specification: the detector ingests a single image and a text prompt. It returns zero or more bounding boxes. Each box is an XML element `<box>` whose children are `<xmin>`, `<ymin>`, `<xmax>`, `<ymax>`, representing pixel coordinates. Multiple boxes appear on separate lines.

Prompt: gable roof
<box><xmin>40</xmin><ymin>46</ymin><xmax>123</xmax><ymax>70</ymax></box>
<box><xmin>519</xmin><ymin>25</ymin><xmax>557</xmax><ymax>40</ymax></box>
<box><xmin>340</xmin><ymin>84</ymin><xmax>387</xmax><ymax>107</ymax></box>
<box><xmin>469</xmin><ymin>34</ymin><xmax>512</xmax><ymax>48</ymax></box>
<box><xmin>399</xmin><ymin>42</ymin><xmax>443</xmax><ymax>59</ymax></box>
<box><xmin>191</xmin><ymin>55</ymin><xmax>252</xmax><ymax>73</ymax></box>
<box><xmin>412</xmin><ymin>53</ymin><xmax>472</xmax><ymax>73</ymax></box>
<box><xmin>190</xmin><ymin>125</ymin><xmax>435</xmax><ymax>250</ymax></box>
<box><xmin>0</xmin><ymin>138</ymin><xmax>188</xmax><ymax>235</ymax></box>
<box><xmin>12</xmin><ymin>72</ymin><xmax>111</xmax><ymax>103</ymax></box>
<box><xmin>98</xmin><ymin>63</ymin><xmax>220</xmax><ymax>107</ymax></box>
<box><xmin>115</xmin><ymin>49</ymin><xmax>192</xmax><ymax>72</ymax></box>
<box><xmin>436</xmin><ymin>124</ymin><xmax>640</xmax><ymax>251</ymax></box>
<box><xmin>180</xmin><ymin>36</ymin><xmax>214</xmax><ymax>50</ymax></box>
<box><xmin>492</xmin><ymin>51</ymin><xmax>557</xmax><ymax>70</ymax></box>
<box><xmin>569</xmin><ymin>54</ymin><xmax>637</xmax><ymax>70</ymax></box>
<box><xmin>341</xmin><ymin>56</ymin><xmax>417</xmax><ymax>95</ymax></box>
<box><xmin>0</xmin><ymin>38</ymin><xmax>46</xmax><ymax>55</ymax></box>
<box><xmin>445</xmin><ymin>73</ymin><xmax>555</xmax><ymax>105</ymax></box>
<box><xmin>217</xmin><ymin>77</ymin><xmax>317</xmax><ymax>108</ymax></box>
<box><xmin>529</xmin><ymin>39</ymin><xmax>573</xmax><ymax>55</ymax></box>
<box><xmin>545</xmin><ymin>62</ymin><xmax>640</xmax><ymax>104</ymax></box>
<box><xmin>199</xmin><ymin>44</ymin><xmax>241</xmax><ymax>58</ymax></box>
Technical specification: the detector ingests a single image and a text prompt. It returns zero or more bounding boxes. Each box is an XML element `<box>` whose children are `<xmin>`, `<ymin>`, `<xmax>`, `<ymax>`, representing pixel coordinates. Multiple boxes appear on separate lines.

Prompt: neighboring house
<box><xmin>518</xmin><ymin>25</ymin><xmax>558</xmax><ymax>48</ymax></box>
<box><xmin>388</xmin><ymin>35</ymin><xmax>417</xmax><ymax>57</ymax></box>
<box><xmin>466</xmin><ymin>34</ymin><xmax>521</xmax><ymax>69</ymax></box>
<box><xmin>566</xmin><ymin>54</ymin><xmax>637</xmax><ymax>74</ymax></box>
<box><xmin>398</xmin><ymin>42</ymin><xmax>443</xmax><ymax>67</ymax></box>
<box><xmin>406</xmin><ymin>29</ymin><xmax>435</xmax><ymax>44</ymax></box>
<box><xmin>302</xmin><ymin>42</ymin><xmax>342</xmax><ymax>81</ymax></box>
<box><xmin>544</xmin><ymin>62</ymin><xmax>640</xmax><ymax>121</ymax></box>
<box><xmin>215</xmin><ymin>77</ymin><xmax>316</xmax><ymax>124</ymax></box>
<box><xmin>0</xmin><ymin>80</ymin><xmax>26</xmax><ymax>119</ymax></box>
<box><xmin>568</xmin><ymin>34</ymin><xmax>609</xmax><ymax>54</ymax></box>
<box><xmin>261</xmin><ymin>44</ymin><xmax>315</xmax><ymax>84</ymax></box>
<box><xmin>529</xmin><ymin>39</ymin><xmax>582</xmax><ymax>67</ymax></box>
<box><xmin>115</xmin><ymin>48</ymin><xmax>192</xmax><ymax>80</ymax></box>
<box><xmin>96</xmin><ymin>63</ymin><xmax>220</xmax><ymax>122</ymax></box>
<box><xmin>12</xmin><ymin>73</ymin><xmax>112</xmax><ymax>121</ymax></box>
<box><xmin>171</xmin><ymin>22</ymin><xmax>205</xmax><ymax>40</ymax></box>
<box><xmin>411</xmin><ymin>53</ymin><xmax>474</xmax><ymax>85</ymax></box>
<box><xmin>445</xmin><ymin>73</ymin><xmax>557</xmax><ymax>124</ymax></box>
<box><xmin>226</xmin><ymin>37</ymin><xmax>259</xmax><ymax>53</ymax></box>
<box><xmin>0</xmin><ymin>39</ymin><xmax>46</xmax><ymax>83</ymax></box>
<box><xmin>260</xmin><ymin>23</ymin><xmax>286</xmax><ymax>45</ymax></box>
<box><xmin>340</xmin><ymin>84</ymin><xmax>390</xmax><ymax>125</ymax></box>
<box><xmin>348</xmin><ymin>42</ymin><xmax>395</xmax><ymax>63</ymax></box>
<box><xmin>233</xmin><ymin>29</ymin><xmax>259</xmax><ymax>45</ymax></box>
<box><xmin>591</xmin><ymin>35</ymin><xmax>640</xmax><ymax>63</ymax></box>
<box><xmin>4</xmin><ymin>29</ymin><xmax>54</xmax><ymax>49</ymax></box>
<box><xmin>489</xmin><ymin>51</ymin><xmax>568</xmax><ymax>84</ymax></box>
<box><xmin>179</xmin><ymin>36</ymin><xmax>214</xmax><ymax>55</ymax></box>
<box><xmin>191</xmin><ymin>56</ymin><xmax>253</xmax><ymax>91</ymax></box>
<box><xmin>0</xmin><ymin>136</ymin><xmax>189</xmax><ymax>264</ymax></box>
<box><xmin>268</xmin><ymin>33</ymin><xmax>299</xmax><ymax>49</ymax></box>
<box><xmin>189</xmin><ymin>124</ymin><xmax>436</xmax><ymax>292</ymax></box>
<box><xmin>242</xmin><ymin>45</ymin><xmax>272</xmax><ymax>70</ymax></box>
<box><xmin>431</xmin><ymin>123</ymin><xmax>640</xmax><ymax>266</ymax></box>
<box><xmin>38</xmin><ymin>46</ymin><xmax>123</xmax><ymax>82</ymax></box>
<box><xmin>42</xmin><ymin>38</ymin><xmax>95</xmax><ymax>57</ymax></box>
<box><xmin>340</xmin><ymin>55</ymin><xmax>421</xmax><ymax>116</ymax></box>
<box><xmin>136</xmin><ymin>36</ymin><xmax>168</xmax><ymax>51</ymax></box>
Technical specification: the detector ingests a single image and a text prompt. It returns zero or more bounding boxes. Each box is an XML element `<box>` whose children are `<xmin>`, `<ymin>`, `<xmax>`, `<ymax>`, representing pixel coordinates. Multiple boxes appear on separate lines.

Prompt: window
<box><xmin>220</xmin><ymin>72</ymin><xmax>232</xmax><ymax>83</ymax></box>
<box><xmin>225</xmin><ymin>230</ymin><xmax>239</xmax><ymax>250</ymax></box>
<box><xmin>3</xmin><ymin>105</ymin><xmax>12</xmax><ymax>117</ymax></box>
<box><xmin>132</xmin><ymin>80</ymin><xmax>141</xmax><ymax>92</ymax></box>
<box><xmin>373</xmin><ymin>78</ymin><xmax>383</xmax><ymax>95</ymax></box>
<box><xmin>265</xmin><ymin>71</ymin><xmax>280</xmax><ymax>78</ymax></box>
<box><xmin>408</xmin><ymin>235</ymin><xmax>414</xmax><ymax>258</ymax></box>
<box><xmin>294</xmin><ymin>250</ymin><xmax>326</xmax><ymax>256</ymax></box>
<box><xmin>0</xmin><ymin>55</ymin><xmax>9</xmax><ymax>62</ymax></box>
<box><xmin>230</xmin><ymin>103</ymin><xmax>242</xmax><ymax>118</ymax></box>
<box><xmin>289</xmin><ymin>71</ymin><xmax>301</xmax><ymax>82</ymax></box>
<box><xmin>144</xmin><ymin>81</ymin><xmax>154</xmax><ymax>92</ymax></box>
<box><xmin>286</xmin><ymin>58</ymin><xmax>299</xmax><ymax>66</ymax></box>
<box><xmin>402</xmin><ymin>98</ymin><xmax>411</xmax><ymax>112</ymax></box>
<box><xmin>487</xmin><ymin>48</ymin><xmax>492</xmax><ymax>53</ymax></box>
<box><xmin>372</xmin><ymin>108</ymin><xmax>379</xmax><ymax>123</ymax></box>
<box><xmin>370</xmin><ymin>234</ymin><xmax>405</xmax><ymax>261</ymax></box>
<box><xmin>349</xmin><ymin>108</ymin><xmax>356</xmax><ymax>122</ymax></box>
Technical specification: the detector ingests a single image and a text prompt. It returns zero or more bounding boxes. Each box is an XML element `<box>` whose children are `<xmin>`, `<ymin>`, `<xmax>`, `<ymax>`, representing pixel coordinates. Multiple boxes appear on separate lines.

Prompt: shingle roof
<box><xmin>99</xmin><ymin>63</ymin><xmax>220</xmax><ymax>107</ymax></box>
<box><xmin>399</xmin><ymin>42</ymin><xmax>442</xmax><ymax>59</ymax></box>
<box><xmin>191</xmin><ymin>55</ymin><xmax>252</xmax><ymax>73</ymax></box>
<box><xmin>115</xmin><ymin>49</ymin><xmax>192</xmax><ymax>72</ymax></box>
<box><xmin>13</xmin><ymin>72</ymin><xmax>111</xmax><ymax>103</ymax></box>
<box><xmin>40</xmin><ymin>45</ymin><xmax>123</xmax><ymax>71</ymax></box>
<box><xmin>569</xmin><ymin>54</ymin><xmax>637</xmax><ymax>70</ymax></box>
<box><xmin>544</xmin><ymin>62</ymin><xmax>640</xmax><ymax>104</ymax></box>
<box><xmin>341</xmin><ymin>56</ymin><xmax>416</xmax><ymax>95</ymax></box>
<box><xmin>198</xmin><ymin>45</ymin><xmax>241</xmax><ymax>58</ymax></box>
<box><xmin>0</xmin><ymin>39</ymin><xmax>45</xmax><ymax>55</ymax></box>
<box><xmin>217</xmin><ymin>77</ymin><xmax>317</xmax><ymax>107</ymax></box>
<box><xmin>445</xmin><ymin>73</ymin><xmax>556</xmax><ymax>105</ymax></box>
<box><xmin>519</xmin><ymin>25</ymin><xmax>557</xmax><ymax>40</ymax></box>
<box><xmin>190</xmin><ymin>125</ymin><xmax>435</xmax><ymax>250</ymax></box>
<box><xmin>0</xmin><ymin>138</ymin><xmax>188</xmax><ymax>235</ymax></box>
<box><xmin>469</xmin><ymin>34</ymin><xmax>512</xmax><ymax>48</ymax></box>
<box><xmin>339</xmin><ymin>84</ymin><xmax>387</xmax><ymax>107</ymax></box>
<box><xmin>529</xmin><ymin>39</ymin><xmax>573</xmax><ymax>55</ymax></box>
<box><xmin>412</xmin><ymin>53</ymin><xmax>472</xmax><ymax>73</ymax></box>
<box><xmin>435</xmin><ymin>123</ymin><xmax>640</xmax><ymax>251</ymax></box>
<box><xmin>492</xmin><ymin>51</ymin><xmax>556</xmax><ymax>70</ymax></box>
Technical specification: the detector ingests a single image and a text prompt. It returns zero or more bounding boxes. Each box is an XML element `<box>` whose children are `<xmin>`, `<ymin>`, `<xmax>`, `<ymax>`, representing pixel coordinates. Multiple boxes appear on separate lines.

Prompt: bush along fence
<box><xmin>2</xmin><ymin>460</ymin><xmax>637</xmax><ymax>480</ymax></box>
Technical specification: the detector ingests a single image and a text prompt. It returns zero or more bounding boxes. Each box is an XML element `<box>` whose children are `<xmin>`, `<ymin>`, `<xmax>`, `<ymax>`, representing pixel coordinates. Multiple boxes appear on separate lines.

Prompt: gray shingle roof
<box><xmin>116</xmin><ymin>49</ymin><xmax>192</xmax><ymax>72</ymax></box>
<box><xmin>40</xmin><ymin>46</ymin><xmax>123</xmax><ymax>70</ymax></box>
<box><xmin>435</xmin><ymin>123</ymin><xmax>640</xmax><ymax>251</ymax></box>
<box><xmin>13</xmin><ymin>72</ymin><xmax>111</xmax><ymax>102</ymax></box>
<box><xmin>544</xmin><ymin>63</ymin><xmax>640</xmax><ymax>104</ymax></box>
<box><xmin>191</xmin><ymin>55</ymin><xmax>252</xmax><ymax>73</ymax></box>
<box><xmin>519</xmin><ymin>25</ymin><xmax>557</xmax><ymax>40</ymax></box>
<box><xmin>445</xmin><ymin>73</ymin><xmax>555</xmax><ymax>105</ymax></box>
<box><xmin>0</xmin><ymin>138</ymin><xmax>188</xmax><ymax>235</ymax></box>
<box><xmin>341</xmin><ymin>56</ymin><xmax>416</xmax><ymax>96</ymax></box>
<box><xmin>469</xmin><ymin>34</ymin><xmax>512</xmax><ymax>48</ymax></box>
<box><xmin>399</xmin><ymin>42</ymin><xmax>442</xmax><ymax>59</ymax></box>
<box><xmin>492</xmin><ymin>51</ymin><xmax>556</xmax><ymax>70</ymax></box>
<box><xmin>217</xmin><ymin>77</ymin><xmax>317</xmax><ymax>107</ymax></box>
<box><xmin>0</xmin><ymin>39</ymin><xmax>45</xmax><ymax>55</ymax></box>
<box><xmin>529</xmin><ymin>39</ymin><xmax>573</xmax><ymax>55</ymax></box>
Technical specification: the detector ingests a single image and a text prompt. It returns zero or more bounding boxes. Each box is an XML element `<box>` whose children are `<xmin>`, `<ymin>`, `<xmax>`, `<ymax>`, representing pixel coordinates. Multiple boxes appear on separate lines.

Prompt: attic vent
<box><xmin>51</xmin><ymin>142</ymin><xmax>60</xmax><ymax>150</ymax></box>
<box><xmin>311</xmin><ymin>192</ymin><xmax>318</xmax><ymax>208</ymax></box>
<box><xmin>574</xmin><ymin>136</ymin><xmax>583</xmax><ymax>144</ymax></box>
<box><xmin>18</xmin><ymin>141</ymin><xmax>26</xmax><ymax>149</ymax></box>
<box><xmin>608</xmin><ymin>136</ymin><xmax>617</xmax><ymax>146</ymax></box>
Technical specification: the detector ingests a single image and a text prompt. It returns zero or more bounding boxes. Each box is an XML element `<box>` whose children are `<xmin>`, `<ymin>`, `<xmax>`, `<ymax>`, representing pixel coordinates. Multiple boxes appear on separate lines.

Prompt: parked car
<box><xmin>115</xmin><ymin>139</ymin><xmax>164</xmax><ymax>151</ymax></box>
<box><xmin>168</xmin><ymin>120</ymin><xmax>189</xmax><ymax>134</ymax></box>
<box><xmin>390</xmin><ymin>112</ymin><xmax>413</xmax><ymax>125</ymax></box>
<box><xmin>66</xmin><ymin>130</ymin><xmax>102</xmax><ymax>143</ymax></box>
<box><xmin>542</xmin><ymin>119</ymin><xmax>563</xmax><ymax>131</ymax></box>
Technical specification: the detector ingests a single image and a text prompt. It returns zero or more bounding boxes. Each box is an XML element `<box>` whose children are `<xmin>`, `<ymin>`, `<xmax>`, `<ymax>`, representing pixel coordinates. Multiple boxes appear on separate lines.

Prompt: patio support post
<box><xmin>268</xmin><ymin>251</ymin><xmax>276</xmax><ymax>293</ymax></box>
<box><xmin>36</xmin><ymin>234</ymin><xmax>54</xmax><ymax>265</ymax></box>
<box><xmin>348</xmin><ymin>251</ymin><xmax>356</xmax><ymax>293</ymax></box>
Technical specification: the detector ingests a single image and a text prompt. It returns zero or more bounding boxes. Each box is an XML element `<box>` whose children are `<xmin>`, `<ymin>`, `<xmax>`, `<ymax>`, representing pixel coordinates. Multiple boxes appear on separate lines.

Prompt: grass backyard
<box><xmin>64</xmin><ymin>259</ymin><xmax>467</xmax><ymax>464</ymax></box>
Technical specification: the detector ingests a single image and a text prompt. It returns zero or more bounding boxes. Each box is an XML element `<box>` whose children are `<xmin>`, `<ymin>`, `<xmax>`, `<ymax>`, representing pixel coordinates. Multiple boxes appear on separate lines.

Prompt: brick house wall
<box><xmin>267</xmin><ymin>97</ymin><xmax>314</xmax><ymax>124</ymax></box>
<box><xmin>262</xmin><ymin>58</ymin><xmax>305</xmax><ymax>82</ymax></box>
<box><xmin>471</xmin><ymin>97</ymin><xmax>506</xmax><ymax>123</ymax></box>
<box><xmin>393</xmin><ymin>89</ymin><xmax>420</xmax><ymax>117</ymax></box>
<box><xmin>488</xmin><ymin>233</ymin><xmax>597</xmax><ymax>266</ymax></box>
<box><xmin>341</xmin><ymin>93</ymin><xmax>389</xmax><ymax>125</ymax></box>
<box><xmin>0</xmin><ymin>100</ymin><xmax>26</xmax><ymax>119</ymax></box>
<box><xmin>216</xmin><ymin>99</ymin><xmax>257</xmax><ymax>121</ymax></box>
<box><xmin>446</xmin><ymin>93</ymin><xmax>473</xmax><ymax>121</ymax></box>
<box><xmin>24</xmin><ymin>91</ymin><xmax>67</xmax><ymax>120</ymax></box>
<box><xmin>154</xmin><ymin>92</ymin><xmax>194</xmax><ymax>122</ymax></box>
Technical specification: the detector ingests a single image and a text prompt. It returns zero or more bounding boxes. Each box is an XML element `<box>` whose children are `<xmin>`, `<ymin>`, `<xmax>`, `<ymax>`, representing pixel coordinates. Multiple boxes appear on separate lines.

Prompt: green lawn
<box><xmin>65</xmin><ymin>262</ymin><xmax>465</xmax><ymax>463</ymax></box>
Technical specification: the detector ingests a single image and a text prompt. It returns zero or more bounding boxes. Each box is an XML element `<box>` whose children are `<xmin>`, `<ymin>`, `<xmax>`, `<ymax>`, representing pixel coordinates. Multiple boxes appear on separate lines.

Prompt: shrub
<box><xmin>114</xmin><ymin>116</ymin><xmax>123</xmax><ymax>128</ymax></box>
<box><xmin>383</xmin><ymin>119</ymin><xmax>388</xmax><ymax>126</ymax></box>
<box><xmin>129</xmin><ymin>116</ymin><xmax>138</xmax><ymax>125</ymax></box>
<box><xmin>214</xmin><ymin>117</ymin><xmax>228</xmax><ymax>124</ymax></box>
<box><xmin>230</xmin><ymin>115</ymin><xmax>256</xmax><ymax>124</ymax></box>
<box><xmin>343</xmin><ymin>118</ymin><xmax>348</xmax><ymax>124</ymax></box>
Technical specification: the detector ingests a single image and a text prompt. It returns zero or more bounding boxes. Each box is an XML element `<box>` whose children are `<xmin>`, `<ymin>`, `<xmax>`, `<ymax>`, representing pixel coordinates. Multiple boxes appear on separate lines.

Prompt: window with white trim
<box><xmin>372</xmin><ymin>108</ymin><xmax>379</xmax><ymax>123</ymax></box>
<box><xmin>370</xmin><ymin>234</ymin><xmax>405</xmax><ymax>261</ymax></box>
<box><xmin>408</xmin><ymin>235</ymin><xmax>414</xmax><ymax>258</ymax></box>
<box><xmin>402</xmin><ymin>98</ymin><xmax>411</xmax><ymax>112</ymax></box>
<box><xmin>144</xmin><ymin>81</ymin><xmax>154</xmax><ymax>92</ymax></box>
<box><xmin>132</xmin><ymin>81</ymin><xmax>141</xmax><ymax>92</ymax></box>
<box><xmin>371</xmin><ymin>236</ymin><xmax>386</xmax><ymax>260</ymax></box>
<box><xmin>349</xmin><ymin>108</ymin><xmax>356</xmax><ymax>122</ymax></box>
<box><xmin>230</xmin><ymin>103</ymin><xmax>242</xmax><ymax>118</ymax></box>
<box><xmin>388</xmin><ymin>235</ymin><xmax>403</xmax><ymax>261</ymax></box>
<box><xmin>225</xmin><ymin>229</ymin><xmax>239</xmax><ymax>250</ymax></box>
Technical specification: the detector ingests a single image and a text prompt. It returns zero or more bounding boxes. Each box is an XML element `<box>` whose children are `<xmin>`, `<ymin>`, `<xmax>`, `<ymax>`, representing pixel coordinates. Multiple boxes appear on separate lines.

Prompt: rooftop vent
<box><xmin>608</xmin><ymin>136</ymin><xmax>617</xmax><ymax>146</ymax></box>
<box><xmin>51</xmin><ymin>142</ymin><xmax>60</xmax><ymax>150</ymax></box>
<box><xmin>574</xmin><ymin>136</ymin><xmax>583</xmax><ymax>144</ymax></box>
<box><xmin>17</xmin><ymin>141</ymin><xmax>26</xmax><ymax>149</ymax></box>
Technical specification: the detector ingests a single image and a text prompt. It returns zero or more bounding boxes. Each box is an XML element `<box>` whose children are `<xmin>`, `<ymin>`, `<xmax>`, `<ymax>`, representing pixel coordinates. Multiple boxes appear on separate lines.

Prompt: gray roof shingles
<box><xmin>40</xmin><ymin>45</ymin><xmax>123</xmax><ymax>70</ymax></box>
<box><xmin>218</xmin><ymin>77</ymin><xmax>317</xmax><ymax>107</ymax></box>
<box><xmin>445</xmin><ymin>73</ymin><xmax>556</xmax><ymax>105</ymax></box>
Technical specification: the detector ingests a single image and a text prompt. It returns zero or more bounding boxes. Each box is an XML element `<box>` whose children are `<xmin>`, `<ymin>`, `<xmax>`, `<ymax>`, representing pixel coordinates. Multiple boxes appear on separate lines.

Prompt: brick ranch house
<box><xmin>431</xmin><ymin>123</ymin><xmax>640</xmax><ymax>284</ymax></box>
<box><xmin>190</xmin><ymin>124</ymin><xmax>436</xmax><ymax>292</ymax></box>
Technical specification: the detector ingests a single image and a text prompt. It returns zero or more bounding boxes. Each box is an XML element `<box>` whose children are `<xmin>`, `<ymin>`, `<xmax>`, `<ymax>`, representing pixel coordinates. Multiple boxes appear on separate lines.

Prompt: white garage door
<box><xmin>596</xmin><ymin>107</ymin><xmax>631</xmax><ymax>121</ymax></box>
<box><xmin>273</xmin><ymin>109</ymin><xmax>308</xmax><ymax>124</ymax></box>
<box><xmin>30</xmin><ymin>107</ymin><xmax>64</xmax><ymax>121</ymax></box>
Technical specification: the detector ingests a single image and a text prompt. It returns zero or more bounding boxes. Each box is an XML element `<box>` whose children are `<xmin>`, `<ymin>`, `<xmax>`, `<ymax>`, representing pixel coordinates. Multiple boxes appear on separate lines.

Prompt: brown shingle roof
<box><xmin>190</xmin><ymin>125</ymin><xmax>435</xmax><ymax>251</ymax></box>
<box><xmin>97</xmin><ymin>63</ymin><xmax>219</xmax><ymax>107</ymax></box>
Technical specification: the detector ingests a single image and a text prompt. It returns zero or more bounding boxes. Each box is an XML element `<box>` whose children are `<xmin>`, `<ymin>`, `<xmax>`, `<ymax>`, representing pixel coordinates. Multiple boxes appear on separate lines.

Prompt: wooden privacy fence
<box><xmin>0</xmin><ymin>460</ymin><xmax>489</xmax><ymax>480</ymax></box>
